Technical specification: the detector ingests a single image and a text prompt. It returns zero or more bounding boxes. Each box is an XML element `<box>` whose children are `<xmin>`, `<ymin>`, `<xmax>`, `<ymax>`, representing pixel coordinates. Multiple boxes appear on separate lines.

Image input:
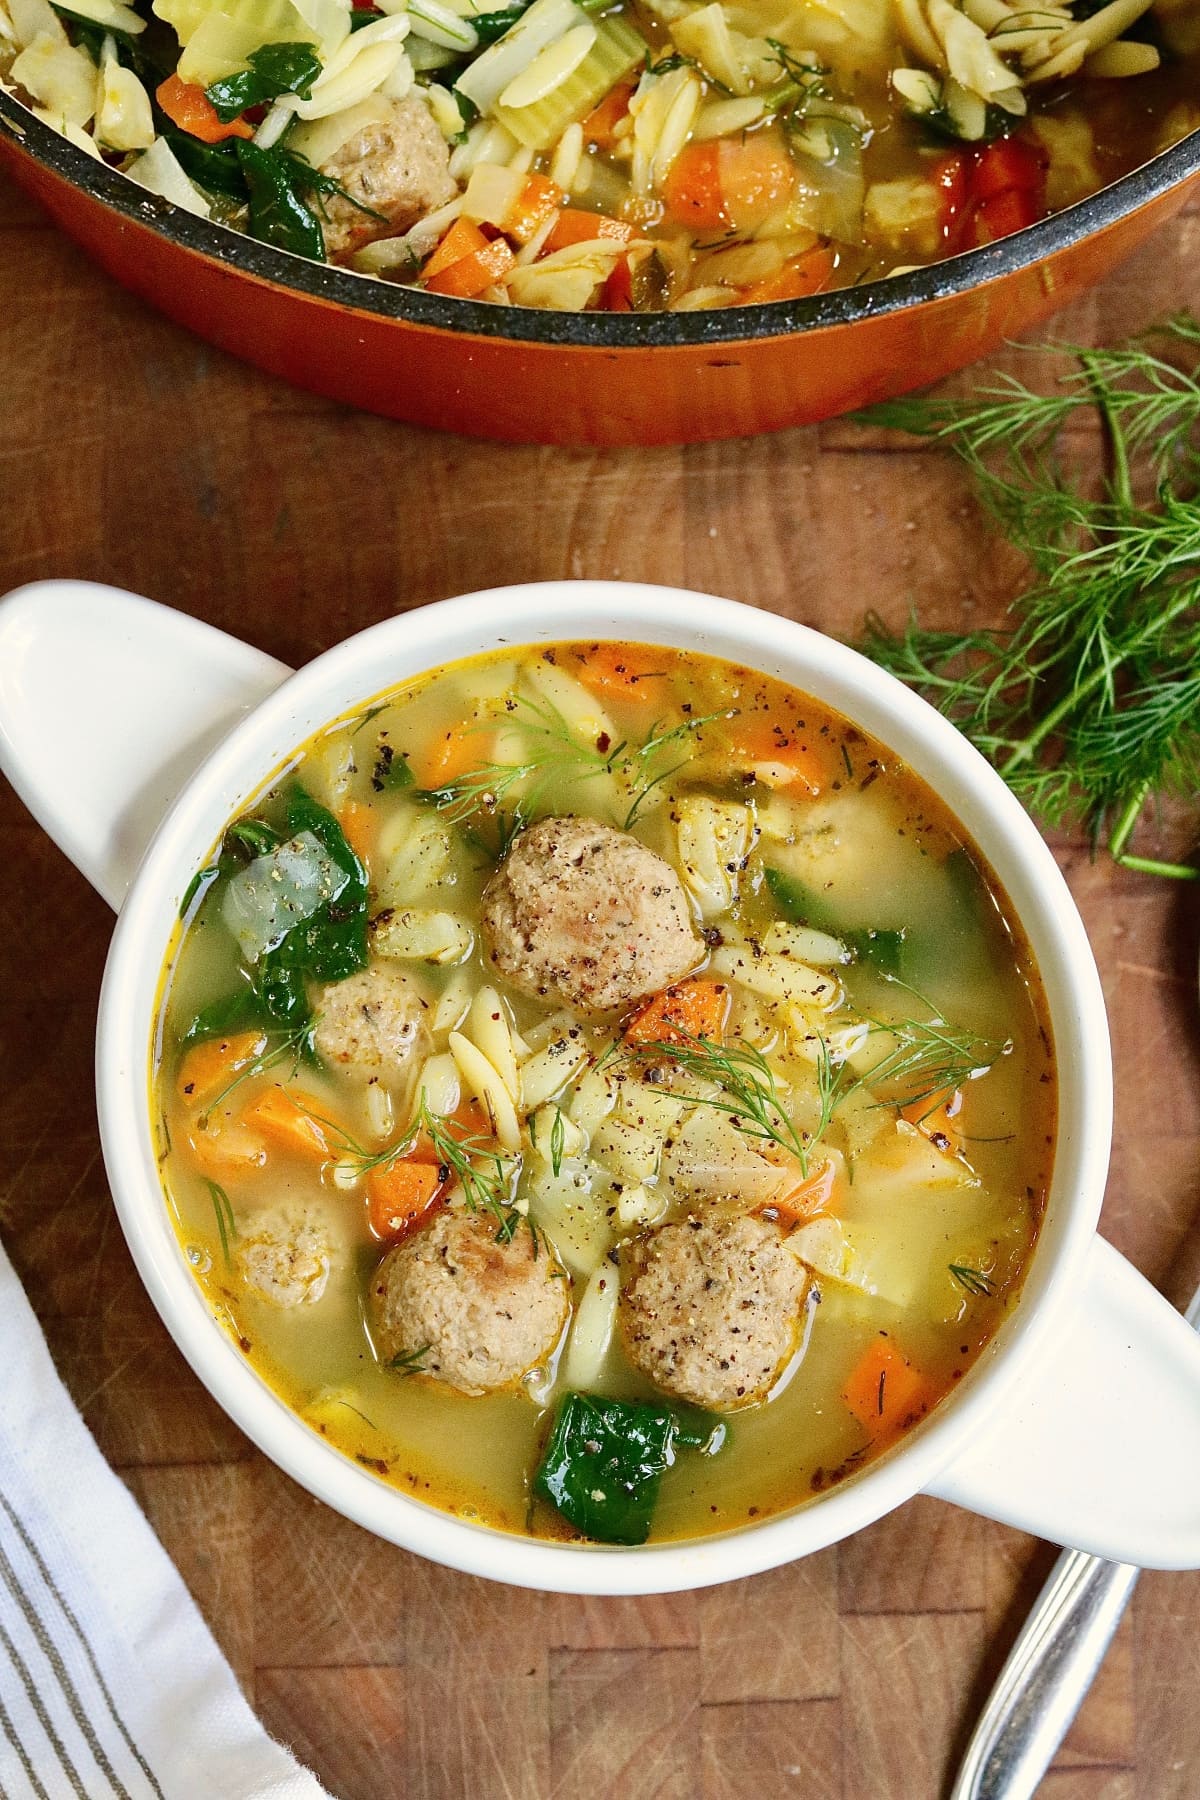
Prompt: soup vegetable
<box><xmin>155</xmin><ymin>643</ymin><xmax>1055</xmax><ymax>1545</ymax></box>
<box><xmin>3</xmin><ymin>0</ymin><xmax>1197</xmax><ymax>313</ymax></box>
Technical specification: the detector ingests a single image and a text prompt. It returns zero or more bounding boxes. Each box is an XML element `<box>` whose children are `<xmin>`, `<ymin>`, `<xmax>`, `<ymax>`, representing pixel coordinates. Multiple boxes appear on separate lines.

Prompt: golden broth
<box><xmin>154</xmin><ymin>643</ymin><xmax>1055</xmax><ymax>1544</ymax></box>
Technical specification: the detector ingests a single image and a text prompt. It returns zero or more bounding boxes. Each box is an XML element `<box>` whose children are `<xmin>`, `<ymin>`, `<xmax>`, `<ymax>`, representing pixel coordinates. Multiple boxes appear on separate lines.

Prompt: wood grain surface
<box><xmin>2</xmin><ymin>165</ymin><xmax>1199</xmax><ymax>1800</ymax></box>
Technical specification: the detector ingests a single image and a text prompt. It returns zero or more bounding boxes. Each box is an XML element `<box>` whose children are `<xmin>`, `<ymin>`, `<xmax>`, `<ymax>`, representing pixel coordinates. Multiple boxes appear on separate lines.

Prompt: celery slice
<box><xmin>492</xmin><ymin>10</ymin><xmax>644</xmax><ymax>148</ymax></box>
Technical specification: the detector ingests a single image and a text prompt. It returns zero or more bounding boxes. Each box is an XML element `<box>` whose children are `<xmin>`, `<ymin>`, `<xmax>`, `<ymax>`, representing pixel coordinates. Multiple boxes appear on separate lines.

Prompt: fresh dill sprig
<box><xmin>948</xmin><ymin>1264</ymin><xmax>998</xmax><ymax>1297</ymax></box>
<box><xmin>200</xmin><ymin>1022</ymin><xmax>313</xmax><ymax>1123</ymax></box>
<box><xmin>204</xmin><ymin>1179</ymin><xmax>237</xmax><ymax>1266</ymax></box>
<box><xmin>853</xmin><ymin>989</ymin><xmax>1005</xmax><ymax>1114</ymax></box>
<box><xmin>621</xmin><ymin>1033</ymin><xmax>819</xmax><ymax>1175</ymax></box>
<box><xmin>857</xmin><ymin>314</ymin><xmax>1200</xmax><ymax>879</ymax></box>
<box><xmin>420</xmin><ymin>691</ymin><xmax>732</xmax><ymax>845</ymax></box>
<box><xmin>389</xmin><ymin>1343</ymin><xmax>432</xmax><ymax>1375</ymax></box>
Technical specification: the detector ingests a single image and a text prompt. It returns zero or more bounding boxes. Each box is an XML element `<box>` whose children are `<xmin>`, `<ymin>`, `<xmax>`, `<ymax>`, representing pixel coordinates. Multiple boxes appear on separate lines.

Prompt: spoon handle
<box><xmin>950</xmin><ymin>1549</ymin><xmax>1140</xmax><ymax>1800</ymax></box>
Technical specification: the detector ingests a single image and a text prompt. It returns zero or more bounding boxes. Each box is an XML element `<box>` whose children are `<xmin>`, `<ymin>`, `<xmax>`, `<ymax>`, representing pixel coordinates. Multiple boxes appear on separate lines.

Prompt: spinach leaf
<box><xmin>163</xmin><ymin>131</ymin><xmax>249</xmax><ymax>199</ymax></box>
<box><xmin>227</xmin><ymin>817</ymin><xmax>281</xmax><ymax>855</ymax></box>
<box><xmin>206</xmin><ymin>42</ymin><xmax>323</xmax><ymax>122</ymax></box>
<box><xmin>350</xmin><ymin>6</ymin><xmax>380</xmax><ymax>25</ymax></box>
<box><xmin>765</xmin><ymin>866</ymin><xmax>906</xmax><ymax>976</ymax></box>
<box><xmin>371</xmin><ymin>742</ymin><xmax>414</xmax><ymax>792</ymax></box>
<box><xmin>235</xmin><ymin>140</ymin><xmax>327</xmax><ymax>260</ymax></box>
<box><xmin>470</xmin><ymin>7</ymin><xmax>527</xmax><ymax>44</ymax></box>
<box><xmin>535</xmin><ymin>1393</ymin><xmax>726</xmax><ymax>1545</ymax></box>
<box><xmin>182</xmin><ymin>985</ymin><xmax>266</xmax><ymax>1046</ymax></box>
<box><xmin>283</xmin><ymin>786</ymin><xmax>369</xmax><ymax>979</ymax></box>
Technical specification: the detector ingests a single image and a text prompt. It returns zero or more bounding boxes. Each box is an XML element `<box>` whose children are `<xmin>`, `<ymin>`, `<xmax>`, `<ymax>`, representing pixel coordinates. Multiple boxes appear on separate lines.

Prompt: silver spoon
<box><xmin>950</xmin><ymin>953</ymin><xmax>1200</xmax><ymax>1800</ymax></box>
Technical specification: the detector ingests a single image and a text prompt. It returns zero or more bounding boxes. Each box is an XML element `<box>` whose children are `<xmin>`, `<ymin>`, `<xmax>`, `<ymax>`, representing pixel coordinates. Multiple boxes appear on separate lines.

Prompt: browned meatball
<box><xmin>313</xmin><ymin>964</ymin><xmax>428</xmax><ymax>1081</ymax></box>
<box><xmin>370</xmin><ymin>1208</ymin><xmax>570</xmax><ymax>1394</ymax></box>
<box><xmin>319</xmin><ymin>95</ymin><xmax>456</xmax><ymax>259</ymax></box>
<box><xmin>479</xmin><ymin>817</ymin><xmax>702</xmax><ymax>1013</ymax></box>
<box><xmin>619</xmin><ymin>1213</ymin><xmax>811</xmax><ymax>1410</ymax></box>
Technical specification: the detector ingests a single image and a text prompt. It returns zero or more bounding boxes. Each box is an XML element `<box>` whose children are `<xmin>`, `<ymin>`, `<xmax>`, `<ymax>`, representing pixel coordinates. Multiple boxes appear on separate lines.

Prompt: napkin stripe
<box><xmin>0</xmin><ymin>1685</ymin><xmax>51</xmax><ymax>1800</ymax></box>
<box><xmin>0</xmin><ymin>1534</ymin><xmax>131</xmax><ymax>1799</ymax></box>
<box><xmin>0</xmin><ymin>1495</ymin><xmax>162</xmax><ymax>1800</ymax></box>
<box><xmin>0</xmin><ymin>1615</ymin><xmax>88</xmax><ymax>1797</ymax></box>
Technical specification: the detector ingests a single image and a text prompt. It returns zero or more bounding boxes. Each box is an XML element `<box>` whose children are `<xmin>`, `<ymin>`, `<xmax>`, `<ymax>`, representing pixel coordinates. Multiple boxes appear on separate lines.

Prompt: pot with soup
<box><xmin>3</xmin><ymin>576</ymin><xmax>1200</xmax><ymax>1590</ymax></box>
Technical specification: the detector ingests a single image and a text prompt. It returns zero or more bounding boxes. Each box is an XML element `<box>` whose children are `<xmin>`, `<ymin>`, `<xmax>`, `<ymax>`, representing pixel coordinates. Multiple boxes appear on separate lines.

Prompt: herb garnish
<box><xmin>204</xmin><ymin>1178</ymin><xmax>238</xmax><ymax>1266</ymax></box>
<box><xmin>949</xmin><ymin>1264</ymin><xmax>998</xmax><ymax>1296</ymax></box>
<box><xmin>858</xmin><ymin>315</ymin><xmax>1200</xmax><ymax>879</ymax></box>
<box><xmin>419</xmin><ymin>692</ymin><xmax>732</xmax><ymax>844</ymax></box>
<box><xmin>389</xmin><ymin>1343</ymin><xmax>432</xmax><ymax>1375</ymax></box>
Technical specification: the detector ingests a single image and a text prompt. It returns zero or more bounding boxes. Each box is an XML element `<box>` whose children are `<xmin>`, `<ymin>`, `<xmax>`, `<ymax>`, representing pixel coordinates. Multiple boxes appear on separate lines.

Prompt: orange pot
<box><xmin>2</xmin><ymin>97</ymin><xmax>1198</xmax><ymax>446</ymax></box>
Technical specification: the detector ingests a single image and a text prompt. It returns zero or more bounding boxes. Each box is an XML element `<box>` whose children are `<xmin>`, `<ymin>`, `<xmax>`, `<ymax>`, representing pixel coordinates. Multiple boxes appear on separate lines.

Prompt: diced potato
<box><xmin>615</xmin><ymin>1183</ymin><xmax>669</xmax><ymax>1230</ymax></box>
<box><xmin>591</xmin><ymin>1116</ymin><xmax>660</xmax><ymax>1186</ymax></box>
<box><xmin>376</xmin><ymin>805</ymin><xmax>456</xmax><ymax>905</ymax></box>
<box><xmin>372</xmin><ymin>907</ymin><xmax>474</xmax><ymax>965</ymax></box>
<box><xmin>660</xmin><ymin>1106</ymin><xmax>789</xmax><ymax>1203</ymax></box>
<box><xmin>568</xmin><ymin>1062</ymin><xmax>617</xmax><ymax>1136</ymax></box>
<box><xmin>525</xmin><ymin>1161</ymin><xmax>611</xmax><ymax>1275</ymax></box>
<box><xmin>528</xmin><ymin>1103</ymin><xmax>585</xmax><ymax>1164</ymax></box>
<box><xmin>614</xmin><ymin>1079</ymin><xmax>689</xmax><ymax>1137</ymax></box>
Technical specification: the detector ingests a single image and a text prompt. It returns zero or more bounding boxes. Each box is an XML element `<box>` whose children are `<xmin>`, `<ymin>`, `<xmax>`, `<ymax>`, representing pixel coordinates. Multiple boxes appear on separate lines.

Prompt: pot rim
<box><xmin>2</xmin><ymin>87</ymin><xmax>1197</xmax><ymax>350</ymax></box>
<box><xmin>94</xmin><ymin>580</ymin><xmax>1112</xmax><ymax>1594</ymax></box>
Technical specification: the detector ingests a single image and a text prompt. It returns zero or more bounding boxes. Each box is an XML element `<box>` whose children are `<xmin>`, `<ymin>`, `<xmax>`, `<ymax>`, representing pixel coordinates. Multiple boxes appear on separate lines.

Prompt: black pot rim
<box><xmin>2</xmin><ymin>88</ymin><xmax>1197</xmax><ymax>350</ymax></box>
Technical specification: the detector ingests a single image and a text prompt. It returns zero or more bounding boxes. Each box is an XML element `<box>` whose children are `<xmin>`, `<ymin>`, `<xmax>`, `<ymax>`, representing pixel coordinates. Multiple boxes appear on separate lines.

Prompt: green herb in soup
<box><xmin>4</xmin><ymin>0</ymin><xmax>1197</xmax><ymax>312</ymax></box>
<box><xmin>154</xmin><ymin>642</ymin><xmax>1055</xmax><ymax>1545</ymax></box>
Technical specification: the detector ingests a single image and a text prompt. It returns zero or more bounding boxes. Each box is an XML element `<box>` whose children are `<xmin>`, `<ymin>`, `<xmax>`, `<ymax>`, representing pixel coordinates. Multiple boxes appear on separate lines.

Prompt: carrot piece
<box><xmin>422</xmin><ymin>236</ymin><xmax>515</xmax><ymax>299</ymax></box>
<box><xmin>663</xmin><ymin>134</ymin><xmax>795</xmax><ymax>233</ymax></box>
<box><xmin>156</xmin><ymin>74</ymin><xmax>254</xmax><ymax>144</ymax></box>
<box><xmin>574</xmin><ymin>643</ymin><xmax>669</xmax><ymax>705</ymax></box>
<box><xmin>843</xmin><ymin>1337</ymin><xmax>935</xmax><ymax>1438</ymax></box>
<box><xmin>625</xmin><ymin>980</ymin><xmax>730</xmax><ymax>1047</ymax></box>
<box><xmin>366</xmin><ymin>1159</ymin><xmax>445</xmax><ymax>1241</ymax></box>
<box><xmin>176</xmin><ymin>1030</ymin><xmax>268</xmax><ymax>1109</ymax></box>
<box><xmin>543</xmin><ymin>208</ymin><xmax>634</xmax><ymax>253</ymax></box>
<box><xmin>506</xmin><ymin>172</ymin><xmax>563</xmax><ymax>245</ymax></box>
<box><xmin>409</xmin><ymin>723</ymin><xmax>486</xmax><ymax>791</ymax></box>
<box><xmin>421</xmin><ymin>216</ymin><xmax>489</xmax><ymax>280</ymax></box>
<box><xmin>581</xmin><ymin>77</ymin><xmax>635</xmax><ymax>147</ymax></box>
<box><xmin>740</xmin><ymin>246</ymin><xmax>835</xmax><ymax>305</ymax></box>
<box><xmin>339</xmin><ymin>800</ymin><xmax>375</xmax><ymax>869</ymax></box>
<box><xmin>899</xmin><ymin>1087</ymin><xmax>963</xmax><ymax>1155</ymax></box>
<box><xmin>243</xmin><ymin>1087</ymin><xmax>338</xmax><ymax>1163</ymax></box>
<box><xmin>725</xmin><ymin>714</ymin><xmax>827</xmax><ymax>795</ymax></box>
<box><xmin>759</xmin><ymin>1157</ymin><xmax>837</xmax><ymax>1228</ymax></box>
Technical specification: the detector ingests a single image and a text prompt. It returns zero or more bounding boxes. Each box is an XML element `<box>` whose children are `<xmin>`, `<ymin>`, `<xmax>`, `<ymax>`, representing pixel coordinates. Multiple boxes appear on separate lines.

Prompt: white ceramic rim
<box><xmin>96</xmin><ymin>581</ymin><xmax>1112</xmax><ymax>1594</ymax></box>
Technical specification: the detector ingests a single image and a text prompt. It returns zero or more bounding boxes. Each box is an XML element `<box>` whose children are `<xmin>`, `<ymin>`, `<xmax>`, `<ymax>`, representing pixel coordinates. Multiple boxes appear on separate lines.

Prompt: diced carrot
<box><xmin>971</xmin><ymin>134</ymin><xmax>1047</xmax><ymax>200</ymax></box>
<box><xmin>740</xmin><ymin>246</ymin><xmax>835</xmax><ymax>305</ymax></box>
<box><xmin>843</xmin><ymin>1336</ymin><xmax>935</xmax><ymax>1438</ymax></box>
<box><xmin>338</xmin><ymin>800</ymin><xmax>374</xmax><ymax>870</ymax></box>
<box><xmin>759</xmin><ymin>1157</ymin><xmax>838</xmax><ymax>1228</ymax></box>
<box><xmin>409</xmin><ymin>724</ymin><xmax>486</xmax><ymax>791</ymax></box>
<box><xmin>899</xmin><ymin>1087</ymin><xmax>963</xmax><ymax>1155</ymax></box>
<box><xmin>663</xmin><ymin>134</ymin><xmax>795</xmax><ymax>233</ymax></box>
<box><xmin>366</xmin><ymin>1158</ymin><xmax>446</xmax><ymax>1241</ymax></box>
<box><xmin>156</xmin><ymin>74</ymin><xmax>254</xmax><ymax>144</ymax></box>
<box><xmin>421</xmin><ymin>216</ymin><xmax>489</xmax><ymax>281</ymax></box>
<box><xmin>625</xmin><ymin>979</ymin><xmax>730</xmax><ymax>1047</ymax></box>
<box><xmin>243</xmin><ymin>1087</ymin><xmax>339</xmax><ymax>1164</ymax></box>
<box><xmin>582</xmin><ymin>77</ymin><xmax>635</xmax><ymax>147</ymax></box>
<box><xmin>176</xmin><ymin>1029</ymin><xmax>268</xmax><ymax>1109</ymax></box>
<box><xmin>970</xmin><ymin>186</ymin><xmax>1044</xmax><ymax>245</ymax></box>
<box><xmin>543</xmin><ymin>208</ymin><xmax>634</xmax><ymax>253</ymax></box>
<box><xmin>506</xmin><ymin>172</ymin><xmax>563</xmax><ymax>245</ymax></box>
<box><xmin>726</xmin><ymin>714</ymin><xmax>828</xmax><ymax>795</ymax></box>
<box><xmin>574</xmin><ymin>643</ymin><xmax>669</xmax><ymax>705</ymax></box>
<box><xmin>423</xmin><ymin>236</ymin><xmax>516</xmax><ymax>299</ymax></box>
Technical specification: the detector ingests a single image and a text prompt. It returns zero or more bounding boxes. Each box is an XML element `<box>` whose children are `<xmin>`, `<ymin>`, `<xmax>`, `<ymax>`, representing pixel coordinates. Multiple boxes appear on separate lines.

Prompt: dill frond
<box><xmin>858</xmin><ymin>314</ymin><xmax>1200</xmax><ymax>879</ymax></box>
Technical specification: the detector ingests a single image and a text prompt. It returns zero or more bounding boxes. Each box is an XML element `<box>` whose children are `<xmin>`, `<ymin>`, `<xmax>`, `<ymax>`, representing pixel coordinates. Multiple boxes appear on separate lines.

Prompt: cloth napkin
<box><xmin>0</xmin><ymin>1240</ymin><xmax>332</xmax><ymax>1800</ymax></box>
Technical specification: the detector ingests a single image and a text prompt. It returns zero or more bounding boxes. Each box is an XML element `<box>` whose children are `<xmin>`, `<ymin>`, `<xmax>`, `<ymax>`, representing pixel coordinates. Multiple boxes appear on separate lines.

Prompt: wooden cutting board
<box><xmin>1</xmin><ymin>165</ymin><xmax>1198</xmax><ymax>1800</ymax></box>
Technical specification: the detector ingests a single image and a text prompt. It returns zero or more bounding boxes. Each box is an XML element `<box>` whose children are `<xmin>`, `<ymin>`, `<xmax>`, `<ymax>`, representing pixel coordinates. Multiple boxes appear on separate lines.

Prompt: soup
<box><xmin>154</xmin><ymin>642</ymin><xmax>1055</xmax><ymax>1545</ymax></box>
<box><xmin>4</xmin><ymin>0</ymin><xmax>1197</xmax><ymax>312</ymax></box>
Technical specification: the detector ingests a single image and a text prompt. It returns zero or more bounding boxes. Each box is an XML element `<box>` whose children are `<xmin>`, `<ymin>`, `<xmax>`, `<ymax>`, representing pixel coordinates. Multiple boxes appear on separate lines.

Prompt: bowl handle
<box><xmin>925</xmin><ymin>1235</ymin><xmax>1200</xmax><ymax>1567</ymax></box>
<box><xmin>0</xmin><ymin>581</ymin><xmax>291</xmax><ymax>912</ymax></box>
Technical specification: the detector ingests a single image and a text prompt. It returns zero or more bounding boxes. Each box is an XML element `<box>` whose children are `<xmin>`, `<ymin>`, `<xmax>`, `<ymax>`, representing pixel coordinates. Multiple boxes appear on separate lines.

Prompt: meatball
<box><xmin>319</xmin><ymin>94</ymin><xmax>456</xmax><ymax>259</ymax></box>
<box><xmin>479</xmin><ymin>817</ymin><xmax>702</xmax><ymax>1013</ymax></box>
<box><xmin>313</xmin><ymin>964</ymin><xmax>428</xmax><ymax>1081</ymax></box>
<box><xmin>619</xmin><ymin>1213</ymin><xmax>811</xmax><ymax>1410</ymax></box>
<box><xmin>235</xmin><ymin>1205</ymin><xmax>333</xmax><ymax>1307</ymax></box>
<box><xmin>370</xmin><ymin>1208</ymin><xmax>569</xmax><ymax>1394</ymax></box>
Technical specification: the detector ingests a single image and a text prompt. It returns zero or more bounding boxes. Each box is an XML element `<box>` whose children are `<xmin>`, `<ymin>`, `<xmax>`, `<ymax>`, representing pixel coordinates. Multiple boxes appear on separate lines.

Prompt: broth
<box><xmin>154</xmin><ymin>643</ymin><xmax>1055</xmax><ymax>1544</ymax></box>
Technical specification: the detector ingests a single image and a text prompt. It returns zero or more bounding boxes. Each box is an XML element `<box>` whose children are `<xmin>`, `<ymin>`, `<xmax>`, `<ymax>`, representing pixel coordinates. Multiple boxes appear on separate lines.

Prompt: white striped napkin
<box><xmin>0</xmin><ymin>1240</ymin><xmax>332</xmax><ymax>1800</ymax></box>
